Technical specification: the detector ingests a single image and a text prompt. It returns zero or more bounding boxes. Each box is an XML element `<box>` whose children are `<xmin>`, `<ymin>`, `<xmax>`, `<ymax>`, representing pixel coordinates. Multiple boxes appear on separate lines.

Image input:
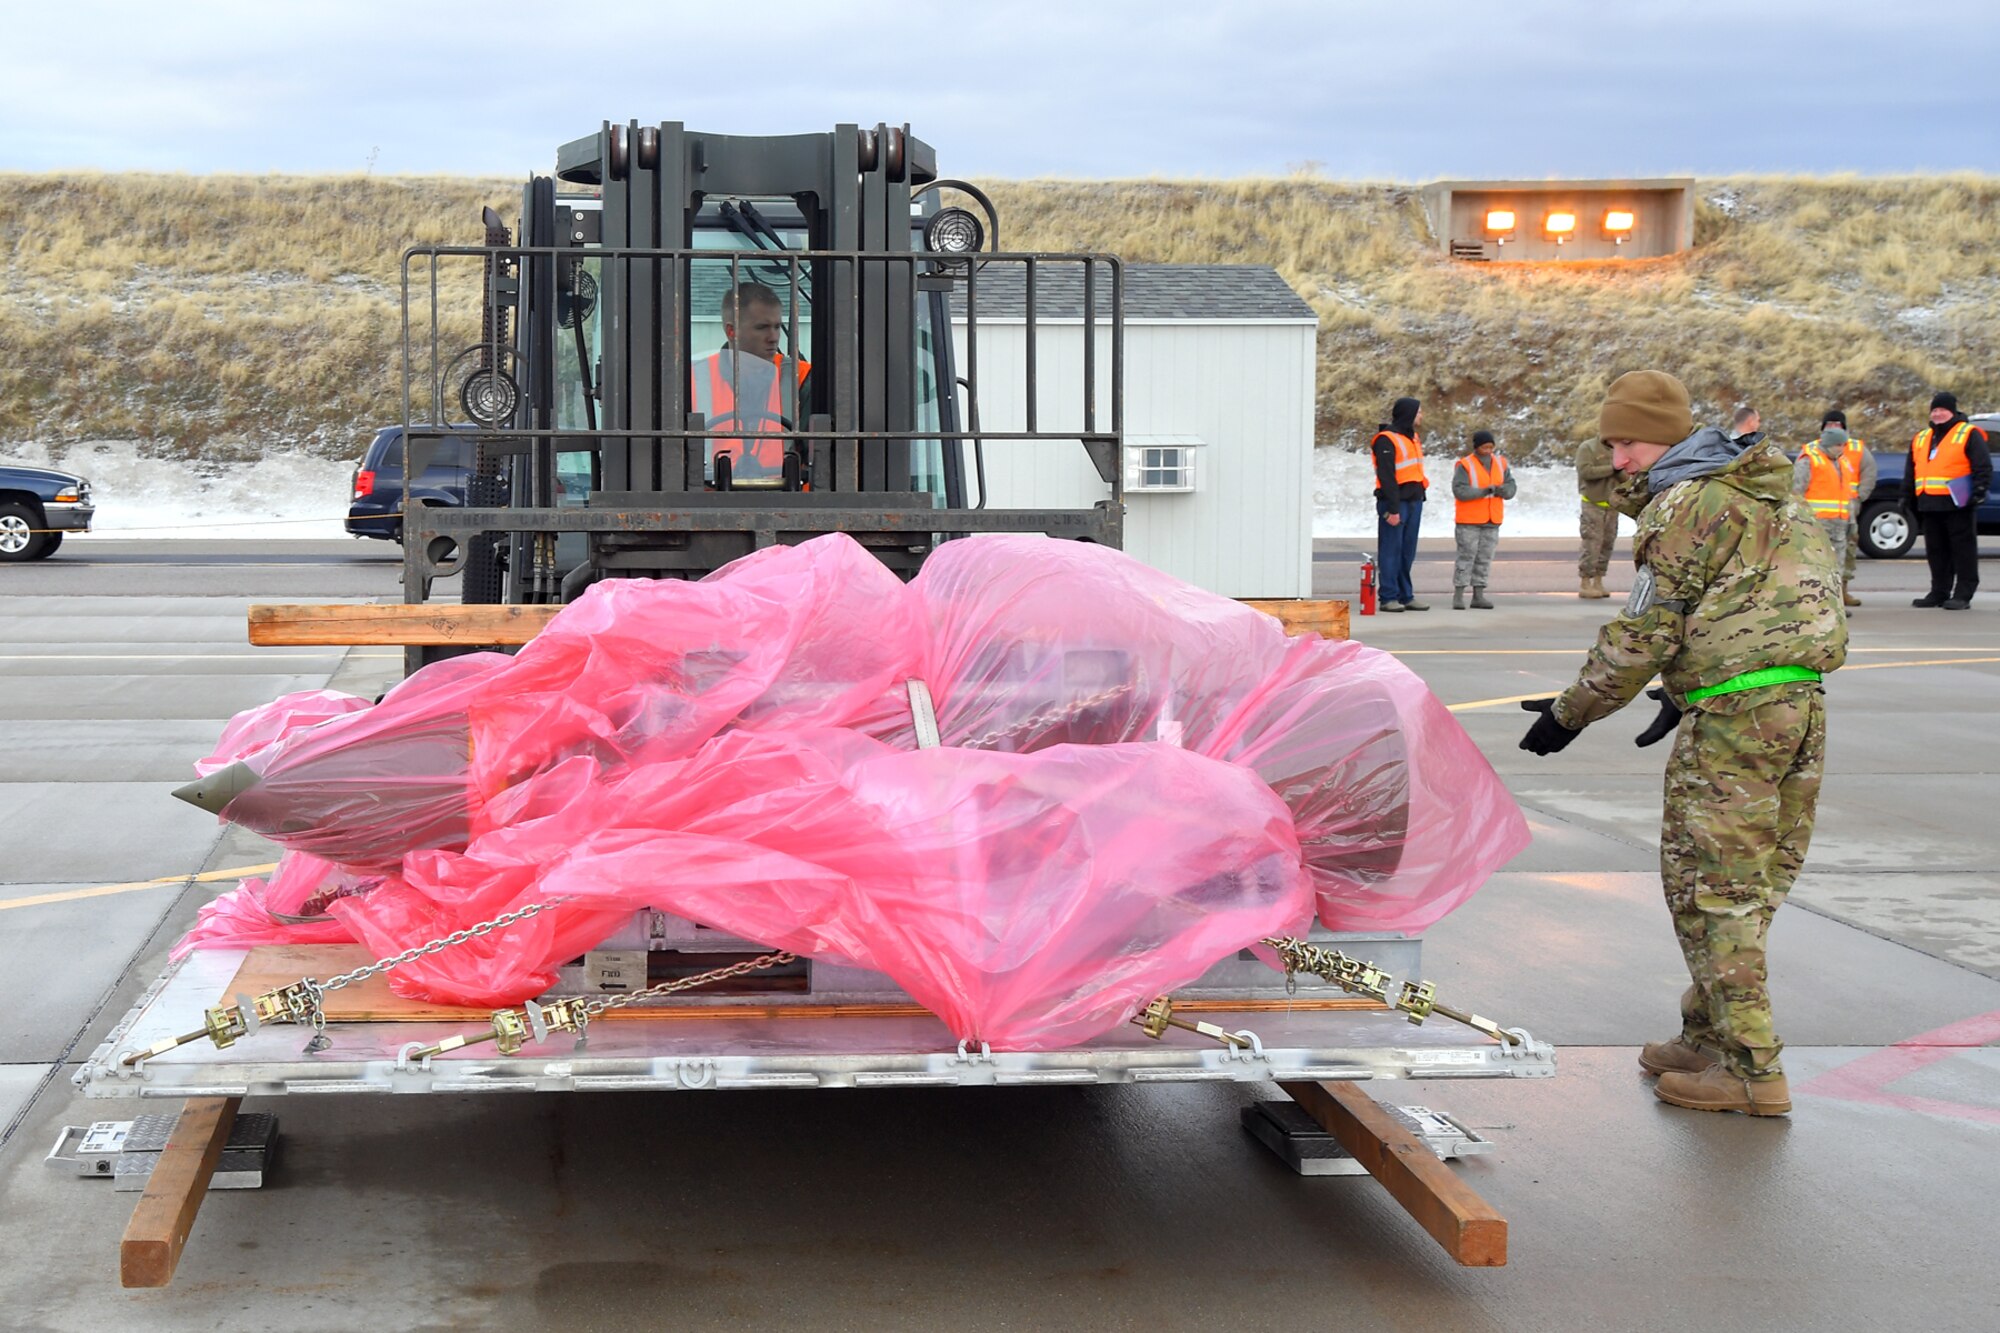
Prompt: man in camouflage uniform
<box><xmin>1575</xmin><ymin>437</ymin><xmax>1618</xmax><ymax>598</ymax></box>
<box><xmin>1519</xmin><ymin>370</ymin><xmax>1847</xmax><ymax>1116</ymax></box>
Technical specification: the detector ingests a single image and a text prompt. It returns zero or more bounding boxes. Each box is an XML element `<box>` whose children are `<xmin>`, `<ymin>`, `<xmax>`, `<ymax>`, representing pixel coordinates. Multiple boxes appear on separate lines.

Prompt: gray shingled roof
<box><xmin>955</xmin><ymin>263</ymin><xmax>1314</xmax><ymax>321</ymax></box>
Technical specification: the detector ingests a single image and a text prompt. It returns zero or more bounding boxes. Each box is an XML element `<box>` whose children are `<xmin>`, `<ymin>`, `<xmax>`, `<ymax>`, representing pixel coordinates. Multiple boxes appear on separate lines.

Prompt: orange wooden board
<box><xmin>250</xmin><ymin>598</ymin><xmax>1350</xmax><ymax>647</ymax></box>
<box><xmin>222</xmin><ymin>945</ymin><xmax>1386</xmax><ymax>1025</ymax></box>
<box><xmin>226</xmin><ymin>945</ymin><xmax>490</xmax><ymax>1022</ymax></box>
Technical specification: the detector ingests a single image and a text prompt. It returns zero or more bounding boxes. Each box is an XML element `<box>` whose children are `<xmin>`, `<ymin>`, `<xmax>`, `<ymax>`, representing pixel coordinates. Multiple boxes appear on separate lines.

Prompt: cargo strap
<box><xmin>1684</xmin><ymin>664</ymin><xmax>1822</xmax><ymax>702</ymax></box>
<box><xmin>906</xmin><ymin>678</ymin><xmax>941</xmax><ymax>749</ymax></box>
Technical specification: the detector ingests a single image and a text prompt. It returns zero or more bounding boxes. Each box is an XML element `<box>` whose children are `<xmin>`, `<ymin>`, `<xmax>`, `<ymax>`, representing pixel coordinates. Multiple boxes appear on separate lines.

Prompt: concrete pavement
<box><xmin>0</xmin><ymin>537</ymin><xmax>1996</xmax><ymax>1331</ymax></box>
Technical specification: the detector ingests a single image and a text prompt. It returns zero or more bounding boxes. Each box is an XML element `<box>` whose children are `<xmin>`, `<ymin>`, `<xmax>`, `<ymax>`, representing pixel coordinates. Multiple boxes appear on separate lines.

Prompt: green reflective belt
<box><xmin>1684</xmin><ymin>665</ymin><xmax>1822</xmax><ymax>702</ymax></box>
<box><xmin>1583</xmin><ymin>497</ymin><xmax>1612</xmax><ymax>507</ymax></box>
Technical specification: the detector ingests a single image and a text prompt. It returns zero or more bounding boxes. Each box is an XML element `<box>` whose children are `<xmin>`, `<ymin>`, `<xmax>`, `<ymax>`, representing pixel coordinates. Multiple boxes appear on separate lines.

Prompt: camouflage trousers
<box><xmin>1579</xmin><ymin>502</ymin><xmax>1617</xmax><ymax>578</ymax></box>
<box><xmin>1816</xmin><ymin>517</ymin><xmax>1856</xmax><ymax>582</ymax></box>
<box><xmin>1659</xmin><ymin>686</ymin><xmax>1825</xmax><ymax>1080</ymax></box>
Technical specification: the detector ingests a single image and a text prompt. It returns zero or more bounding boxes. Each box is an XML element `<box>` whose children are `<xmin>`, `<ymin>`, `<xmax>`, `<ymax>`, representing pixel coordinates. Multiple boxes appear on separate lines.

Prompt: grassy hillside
<box><xmin>3</xmin><ymin>172</ymin><xmax>1997</xmax><ymax>464</ymax></box>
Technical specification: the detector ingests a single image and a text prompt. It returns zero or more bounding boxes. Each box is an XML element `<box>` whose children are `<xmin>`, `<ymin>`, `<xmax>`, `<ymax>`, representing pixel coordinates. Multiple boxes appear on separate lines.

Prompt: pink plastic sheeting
<box><xmin>171</xmin><ymin>852</ymin><xmax>383</xmax><ymax>959</ymax></box>
<box><xmin>182</xmin><ymin>533</ymin><xmax>1526</xmax><ymax>1047</ymax></box>
<box><xmin>890</xmin><ymin>537</ymin><xmax>1529</xmax><ymax>933</ymax></box>
<box><xmin>328</xmin><ymin>730</ymin><xmax>1309</xmax><ymax>1047</ymax></box>
<box><xmin>194</xmin><ymin>689</ymin><xmax>372</xmax><ymax>776</ymax></box>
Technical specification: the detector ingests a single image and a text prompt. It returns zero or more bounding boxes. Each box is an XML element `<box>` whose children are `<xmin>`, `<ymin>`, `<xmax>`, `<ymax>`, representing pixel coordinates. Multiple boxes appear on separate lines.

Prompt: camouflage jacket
<box><xmin>1554</xmin><ymin>437</ymin><xmax>1847</xmax><ymax>727</ymax></box>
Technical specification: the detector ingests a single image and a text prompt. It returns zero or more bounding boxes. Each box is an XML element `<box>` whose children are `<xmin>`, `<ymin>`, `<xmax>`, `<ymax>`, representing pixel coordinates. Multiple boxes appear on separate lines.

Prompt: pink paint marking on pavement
<box><xmin>1794</xmin><ymin>1010</ymin><xmax>2000</xmax><ymax>1125</ymax></box>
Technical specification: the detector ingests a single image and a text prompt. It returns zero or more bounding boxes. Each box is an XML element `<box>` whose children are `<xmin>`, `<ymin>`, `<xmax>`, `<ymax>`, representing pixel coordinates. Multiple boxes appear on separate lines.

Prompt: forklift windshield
<box><xmin>550</xmin><ymin>199</ymin><xmax>948</xmax><ymax>504</ymax></box>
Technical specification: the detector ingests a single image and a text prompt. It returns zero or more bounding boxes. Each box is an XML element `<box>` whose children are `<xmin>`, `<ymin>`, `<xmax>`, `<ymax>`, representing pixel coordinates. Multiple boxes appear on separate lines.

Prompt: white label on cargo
<box><xmin>585</xmin><ymin>950</ymin><xmax>649</xmax><ymax>992</ymax></box>
<box><xmin>1418</xmin><ymin>1050</ymin><xmax>1487</xmax><ymax>1066</ymax></box>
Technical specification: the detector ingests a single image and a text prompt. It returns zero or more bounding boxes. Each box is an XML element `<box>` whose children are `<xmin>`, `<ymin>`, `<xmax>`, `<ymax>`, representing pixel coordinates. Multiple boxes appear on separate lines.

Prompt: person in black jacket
<box><xmin>1909</xmin><ymin>391</ymin><xmax>1991</xmax><ymax>610</ymax></box>
<box><xmin>1372</xmin><ymin>396</ymin><xmax>1431</xmax><ymax>611</ymax></box>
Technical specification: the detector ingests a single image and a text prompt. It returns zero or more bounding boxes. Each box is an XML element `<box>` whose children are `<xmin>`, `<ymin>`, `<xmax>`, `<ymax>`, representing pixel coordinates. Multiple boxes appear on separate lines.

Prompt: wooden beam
<box><xmin>1238</xmin><ymin>599</ymin><xmax>1351</xmax><ymax>640</ymax></box>
<box><xmin>1278</xmin><ymin>1079</ymin><xmax>1506</xmax><ymax>1267</ymax></box>
<box><xmin>248</xmin><ymin>597</ymin><xmax>1351</xmax><ymax>648</ymax></box>
<box><xmin>248</xmin><ymin>602</ymin><xmax>558</xmax><ymax>646</ymax></box>
<box><xmin>120</xmin><ymin>1096</ymin><xmax>242</xmax><ymax>1288</ymax></box>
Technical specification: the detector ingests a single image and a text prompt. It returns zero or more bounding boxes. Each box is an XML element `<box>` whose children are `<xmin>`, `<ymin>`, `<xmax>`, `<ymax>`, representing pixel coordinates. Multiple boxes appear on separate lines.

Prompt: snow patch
<box><xmin>4</xmin><ymin>438</ymin><xmax>1622</xmax><ymax>544</ymax></box>
<box><xmin>1313</xmin><ymin>446</ymin><xmax>1625</xmax><ymax>539</ymax></box>
<box><xmin>2</xmin><ymin>439</ymin><xmax>357</xmax><ymax>539</ymax></box>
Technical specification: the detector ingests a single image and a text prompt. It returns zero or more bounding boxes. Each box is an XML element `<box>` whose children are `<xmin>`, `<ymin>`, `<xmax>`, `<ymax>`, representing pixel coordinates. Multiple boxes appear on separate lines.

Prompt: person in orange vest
<box><xmin>1791</xmin><ymin>421</ymin><xmax>1867</xmax><ymax>607</ymax></box>
<box><xmin>1451</xmin><ymin>430</ymin><xmax>1516</xmax><ymax>609</ymax></box>
<box><xmin>690</xmin><ymin>282</ymin><xmax>811</xmax><ymax>484</ymax></box>
<box><xmin>1909</xmin><ymin>391</ymin><xmax>1991</xmax><ymax>610</ymax></box>
<box><xmin>1371</xmin><ymin>396</ymin><xmax>1430</xmax><ymax>611</ymax></box>
<box><xmin>1815</xmin><ymin>409</ymin><xmax>1875</xmax><ymax>607</ymax></box>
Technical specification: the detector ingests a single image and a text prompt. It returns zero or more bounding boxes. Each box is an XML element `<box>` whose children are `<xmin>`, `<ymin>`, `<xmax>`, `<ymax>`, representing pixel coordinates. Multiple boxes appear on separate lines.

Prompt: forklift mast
<box><xmin>399</xmin><ymin>121</ymin><xmax>1125</xmax><ymax>627</ymax></box>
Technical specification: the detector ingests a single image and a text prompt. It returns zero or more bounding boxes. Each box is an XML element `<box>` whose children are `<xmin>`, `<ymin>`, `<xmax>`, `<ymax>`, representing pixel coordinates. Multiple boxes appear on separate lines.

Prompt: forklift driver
<box><xmin>691</xmin><ymin>281</ymin><xmax>811</xmax><ymax>484</ymax></box>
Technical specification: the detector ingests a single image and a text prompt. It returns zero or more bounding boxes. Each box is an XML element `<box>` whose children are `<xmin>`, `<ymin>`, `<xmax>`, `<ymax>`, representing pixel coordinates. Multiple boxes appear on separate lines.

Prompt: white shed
<box><xmin>950</xmin><ymin>264</ymin><xmax>1318</xmax><ymax>598</ymax></box>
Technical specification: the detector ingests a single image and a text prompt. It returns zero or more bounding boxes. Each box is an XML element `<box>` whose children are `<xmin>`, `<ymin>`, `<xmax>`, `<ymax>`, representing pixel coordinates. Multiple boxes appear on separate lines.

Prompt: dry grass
<box><xmin>988</xmin><ymin>175</ymin><xmax>2000</xmax><ymax>459</ymax></box>
<box><xmin>2</xmin><ymin>172</ymin><xmax>1996</xmax><ymax>461</ymax></box>
<box><xmin>0</xmin><ymin>173</ymin><xmax>515</xmax><ymax>460</ymax></box>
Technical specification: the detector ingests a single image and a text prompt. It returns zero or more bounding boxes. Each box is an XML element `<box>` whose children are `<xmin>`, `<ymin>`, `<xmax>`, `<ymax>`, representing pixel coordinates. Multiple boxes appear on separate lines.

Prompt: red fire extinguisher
<box><xmin>1359</xmin><ymin>555</ymin><xmax>1377</xmax><ymax>616</ymax></box>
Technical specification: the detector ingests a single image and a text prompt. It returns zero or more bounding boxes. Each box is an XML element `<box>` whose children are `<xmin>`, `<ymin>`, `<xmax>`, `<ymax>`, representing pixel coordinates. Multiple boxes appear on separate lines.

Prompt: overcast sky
<box><xmin>4</xmin><ymin>1</ymin><xmax>1996</xmax><ymax>180</ymax></box>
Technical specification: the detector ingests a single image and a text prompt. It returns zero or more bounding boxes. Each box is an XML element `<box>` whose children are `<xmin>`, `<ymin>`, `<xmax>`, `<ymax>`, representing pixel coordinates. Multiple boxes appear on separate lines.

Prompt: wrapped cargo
<box><xmin>175</xmin><ymin>534</ymin><xmax>1526</xmax><ymax>1048</ymax></box>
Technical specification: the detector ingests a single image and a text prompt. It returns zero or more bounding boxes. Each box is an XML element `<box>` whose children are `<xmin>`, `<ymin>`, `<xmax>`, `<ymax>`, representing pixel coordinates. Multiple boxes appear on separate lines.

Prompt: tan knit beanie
<box><xmin>1599</xmin><ymin>371</ymin><xmax>1694</xmax><ymax>445</ymax></box>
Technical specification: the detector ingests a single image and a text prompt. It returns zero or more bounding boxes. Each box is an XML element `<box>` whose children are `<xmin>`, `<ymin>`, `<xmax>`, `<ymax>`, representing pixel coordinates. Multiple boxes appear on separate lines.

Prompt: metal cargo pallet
<box><xmin>78</xmin><ymin>945</ymin><xmax>1552</xmax><ymax>1100</ymax></box>
<box><xmin>78</xmin><ymin>943</ymin><xmax>1549</xmax><ymax>1288</ymax></box>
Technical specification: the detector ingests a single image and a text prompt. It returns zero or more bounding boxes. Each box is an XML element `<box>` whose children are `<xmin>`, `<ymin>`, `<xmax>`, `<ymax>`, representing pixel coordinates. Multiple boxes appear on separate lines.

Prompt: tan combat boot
<box><xmin>1842</xmin><ymin>582</ymin><xmax>1862</xmax><ymax>608</ymax></box>
<box><xmin>1637</xmin><ymin>1037</ymin><xmax>1716</xmax><ymax>1077</ymax></box>
<box><xmin>1654</xmin><ymin>1066</ymin><xmax>1791</xmax><ymax>1116</ymax></box>
<box><xmin>1582</xmin><ymin>576</ymin><xmax>1611</xmax><ymax>600</ymax></box>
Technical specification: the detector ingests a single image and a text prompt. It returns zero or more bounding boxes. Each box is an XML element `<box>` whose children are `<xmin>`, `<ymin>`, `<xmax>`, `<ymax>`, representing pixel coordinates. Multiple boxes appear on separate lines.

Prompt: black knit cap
<box><xmin>1821</xmin><ymin>409</ymin><xmax>1846</xmax><ymax>428</ymax></box>
<box><xmin>1472</xmin><ymin>429</ymin><xmax>1495</xmax><ymax>446</ymax></box>
<box><xmin>1932</xmin><ymin>391</ymin><xmax>1958</xmax><ymax>412</ymax></box>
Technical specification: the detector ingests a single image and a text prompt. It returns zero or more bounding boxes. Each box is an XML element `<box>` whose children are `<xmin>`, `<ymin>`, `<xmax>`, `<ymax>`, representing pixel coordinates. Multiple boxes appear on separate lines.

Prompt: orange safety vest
<box><xmin>1911</xmin><ymin>422</ymin><xmax>1975</xmax><ymax>499</ymax></box>
<box><xmin>1377</xmin><ymin>431</ymin><xmax>1427</xmax><ymax>489</ymax></box>
<box><xmin>1454</xmin><ymin>451</ymin><xmax>1508</xmax><ymax>525</ymax></box>
<box><xmin>1799</xmin><ymin>443</ymin><xmax>1863</xmax><ymax>520</ymax></box>
<box><xmin>690</xmin><ymin>350</ymin><xmax>810</xmax><ymax>479</ymax></box>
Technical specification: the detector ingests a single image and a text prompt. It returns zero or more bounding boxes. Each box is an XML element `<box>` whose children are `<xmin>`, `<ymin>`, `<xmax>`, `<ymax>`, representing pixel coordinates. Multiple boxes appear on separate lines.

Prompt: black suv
<box><xmin>0</xmin><ymin>460</ymin><xmax>95</xmax><ymax>561</ymax></box>
<box><xmin>345</xmin><ymin>427</ymin><xmax>475</xmax><ymax>543</ymax></box>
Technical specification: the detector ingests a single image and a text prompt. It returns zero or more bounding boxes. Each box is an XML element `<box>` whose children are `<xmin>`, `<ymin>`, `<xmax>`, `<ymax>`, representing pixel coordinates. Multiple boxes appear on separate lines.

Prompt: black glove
<box><xmin>1634</xmin><ymin>687</ymin><xmax>1683</xmax><ymax>747</ymax></box>
<box><xmin>1518</xmin><ymin>698</ymin><xmax>1580</xmax><ymax>755</ymax></box>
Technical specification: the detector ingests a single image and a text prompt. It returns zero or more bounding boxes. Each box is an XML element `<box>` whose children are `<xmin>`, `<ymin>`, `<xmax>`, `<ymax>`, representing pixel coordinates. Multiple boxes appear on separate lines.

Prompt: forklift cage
<box><xmin>396</xmin><ymin>242</ymin><xmax>1127</xmax><ymax>615</ymax></box>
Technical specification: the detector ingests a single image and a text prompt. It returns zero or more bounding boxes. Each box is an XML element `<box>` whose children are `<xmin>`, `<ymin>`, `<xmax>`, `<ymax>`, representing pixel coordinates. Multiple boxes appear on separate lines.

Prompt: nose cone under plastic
<box><xmin>172</xmin><ymin>760</ymin><xmax>260</xmax><ymax>816</ymax></box>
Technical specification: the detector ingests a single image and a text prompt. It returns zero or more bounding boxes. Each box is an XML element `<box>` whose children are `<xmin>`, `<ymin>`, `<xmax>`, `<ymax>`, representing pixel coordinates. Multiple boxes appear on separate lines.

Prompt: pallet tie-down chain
<box><xmin>119</xmin><ymin>898</ymin><xmax>572</xmax><ymax>1065</ymax></box>
<box><xmin>402</xmin><ymin>949</ymin><xmax>800</xmax><ymax>1062</ymax></box>
<box><xmin>1258</xmin><ymin>935</ymin><xmax>1526</xmax><ymax>1046</ymax></box>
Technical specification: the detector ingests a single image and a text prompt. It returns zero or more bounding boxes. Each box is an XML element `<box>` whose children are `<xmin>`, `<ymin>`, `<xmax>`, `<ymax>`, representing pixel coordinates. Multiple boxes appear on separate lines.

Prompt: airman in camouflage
<box><xmin>1519</xmin><ymin>370</ymin><xmax>1846</xmax><ymax>1116</ymax></box>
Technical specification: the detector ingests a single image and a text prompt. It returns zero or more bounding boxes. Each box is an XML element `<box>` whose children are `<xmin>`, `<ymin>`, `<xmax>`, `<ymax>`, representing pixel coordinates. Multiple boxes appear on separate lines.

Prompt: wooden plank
<box><xmin>247</xmin><ymin>602</ymin><xmax>558</xmax><ymax>646</ymax></box>
<box><xmin>120</xmin><ymin>1096</ymin><xmax>241</xmax><ymax>1288</ymax></box>
<box><xmin>221</xmin><ymin>947</ymin><xmax>1383</xmax><ymax>1024</ymax></box>
<box><xmin>1239</xmin><ymin>598</ymin><xmax>1351</xmax><ymax>641</ymax></box>
<box><xmin>249</xmin><ymin>597</ymin><xmax>1351</xmax><ymax>647</ymax></box>
<box><xmin>226</xmin><ymin>945</ymin><xmax>489</xmax><ymax>1022</ymax></box>
<box><xmin>1278</xmin><ymin>1079</ymin><xmax>1507</xmax><ymax>1267</ymax></box>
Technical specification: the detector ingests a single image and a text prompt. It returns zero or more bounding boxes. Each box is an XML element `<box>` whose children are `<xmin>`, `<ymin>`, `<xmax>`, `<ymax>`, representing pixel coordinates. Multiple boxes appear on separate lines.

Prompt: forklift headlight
<box><xmin>925</xmin><ymin>206</ymin><xmax>985</xmax><ymax>255</ymax></box>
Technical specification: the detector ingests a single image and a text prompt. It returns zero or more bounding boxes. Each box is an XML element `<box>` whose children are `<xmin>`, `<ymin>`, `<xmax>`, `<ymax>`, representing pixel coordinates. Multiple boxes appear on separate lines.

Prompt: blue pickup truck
<box><xmin>1856</xmin><ymin>412</ymin><xmax>2000</xmax><ymax>559</ymax></box>
<box><xmin>0</xmin><ymin>459</ymin><xmax>95</xmax><ymax>561</ymax></box>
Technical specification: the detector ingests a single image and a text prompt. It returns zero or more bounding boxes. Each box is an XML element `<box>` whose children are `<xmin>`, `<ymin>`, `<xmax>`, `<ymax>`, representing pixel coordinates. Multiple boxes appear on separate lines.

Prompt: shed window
<box><xmin>1126</xmin><ymin>439</ymin><xmax>1201</xmax><ymax>493</ymax></box>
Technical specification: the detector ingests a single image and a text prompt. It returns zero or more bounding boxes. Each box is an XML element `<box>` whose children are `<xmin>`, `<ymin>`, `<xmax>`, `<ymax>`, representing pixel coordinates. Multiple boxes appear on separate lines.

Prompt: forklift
<box><xmin>399</xmin><ymin>120</ymin><xmax>1126</xmax><ymax>671</ymax></box>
